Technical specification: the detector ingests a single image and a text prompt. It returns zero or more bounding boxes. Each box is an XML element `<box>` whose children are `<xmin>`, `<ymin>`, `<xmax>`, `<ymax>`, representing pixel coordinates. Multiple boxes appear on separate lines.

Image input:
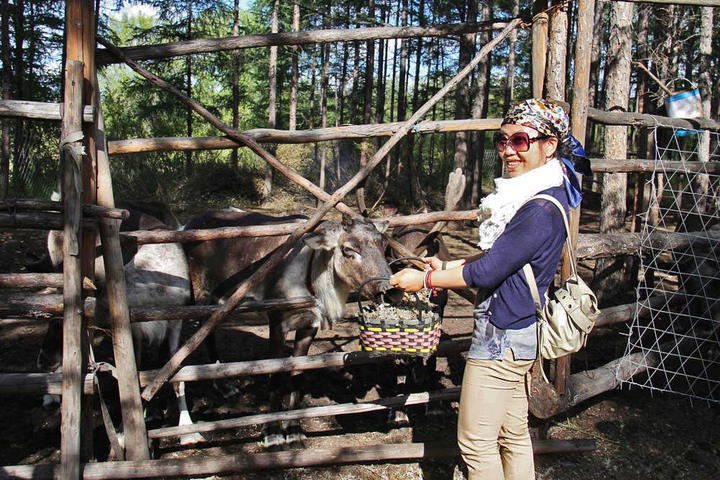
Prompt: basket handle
<box><xmin>388</xmin><ymin>256</ymin><xmax>426</xmax><ymax>268</ymax></box>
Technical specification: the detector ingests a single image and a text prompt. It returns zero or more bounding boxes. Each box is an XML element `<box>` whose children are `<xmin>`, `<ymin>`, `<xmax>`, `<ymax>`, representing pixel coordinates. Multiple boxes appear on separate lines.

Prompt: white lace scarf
<box><xmin>477</xmin><ymin>158</ymin><xmax>564</xmax><ymax>249</ymax></box>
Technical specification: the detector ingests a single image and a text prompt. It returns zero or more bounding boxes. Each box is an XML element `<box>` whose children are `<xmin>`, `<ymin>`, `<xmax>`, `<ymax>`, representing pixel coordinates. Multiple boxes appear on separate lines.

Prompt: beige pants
<box><xmin>457</xmin><ymin>350</ymin><xmax>535</xmax><ymax>480</ymax></box>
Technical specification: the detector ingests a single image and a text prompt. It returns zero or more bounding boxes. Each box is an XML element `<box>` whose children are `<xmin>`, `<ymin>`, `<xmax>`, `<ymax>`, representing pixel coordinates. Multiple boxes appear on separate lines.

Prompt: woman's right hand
<box><xmin>423</xmin><ymin>256</ymin><xmax>443</xmax><ymax>271</ymax></box>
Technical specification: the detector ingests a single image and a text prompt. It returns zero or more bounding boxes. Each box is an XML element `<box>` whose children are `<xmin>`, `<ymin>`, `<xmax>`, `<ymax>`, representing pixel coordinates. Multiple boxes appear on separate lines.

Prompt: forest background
<box><xmin>0</xmin><ymin>0</ymin><xmax>718</xmax><ymax>217</ymax></box>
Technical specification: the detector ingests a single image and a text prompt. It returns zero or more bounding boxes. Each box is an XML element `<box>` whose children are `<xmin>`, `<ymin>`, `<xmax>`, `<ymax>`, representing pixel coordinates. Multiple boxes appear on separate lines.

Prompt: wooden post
<box><xmin>570</xmin><ymin>0</ymin><xmax>594</xmax><ymax>142</ymax></box>
<box><xmin>98</xmin><ymin>218</ymin><xmax>150</xmax><ymax>460</ymax></box>
<box><xmin>59</xmin><ymin>59</ymin><xmax>85</xmax><ymax>480</ymax></box>
<box><xmin>65</xmin><ymin>0</ymin><xmax>98</xmax><ymax>461</ymax></box>
<box><xmin>559</xmin><ymin>0</ymin><xmax>594</xmax><ymax>405</ymax></box>
<box><xmin>531</xmin><ymin>6</ymin><xmax>548</xmax><ymax>98</ymax></box>
<box><xmin>94</xmin><ymin>45</ymin><xmax>150</xmax><ymax>458</ymax></box>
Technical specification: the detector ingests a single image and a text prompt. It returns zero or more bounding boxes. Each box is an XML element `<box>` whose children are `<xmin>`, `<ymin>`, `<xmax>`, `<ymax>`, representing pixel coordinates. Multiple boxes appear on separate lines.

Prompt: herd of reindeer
<box><xmin>30</xmin><ymin>198</ymin><xmax>451</xmax><ymax>452</ymax></box>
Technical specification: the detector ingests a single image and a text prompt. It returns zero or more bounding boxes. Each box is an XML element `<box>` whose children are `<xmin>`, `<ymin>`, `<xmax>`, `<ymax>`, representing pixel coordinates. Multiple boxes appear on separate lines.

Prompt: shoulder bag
<box><xmin>522</xmin><ymin>194</ymin><xmax>600</xmax><ymax>362</ymax></box>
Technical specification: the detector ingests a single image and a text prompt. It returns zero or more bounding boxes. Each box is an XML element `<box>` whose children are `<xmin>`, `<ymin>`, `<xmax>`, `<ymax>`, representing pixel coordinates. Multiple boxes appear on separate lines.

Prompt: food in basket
<box><xmin>359</xmin><ymin>288</ymin><xmax>438</xmax><ymax>323</ymax></box>
<box><xmin>357</xmin><ymin>289</ymin><xmax>442</xmax><ymax>356</ymax></box>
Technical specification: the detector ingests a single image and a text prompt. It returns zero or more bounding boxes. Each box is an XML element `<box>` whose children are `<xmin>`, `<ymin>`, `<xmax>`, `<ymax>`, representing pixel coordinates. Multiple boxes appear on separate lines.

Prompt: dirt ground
<box><xmin>1</xmin><ymin>211</ymin><xmax>719</xmax><ymax>479</ymax></box>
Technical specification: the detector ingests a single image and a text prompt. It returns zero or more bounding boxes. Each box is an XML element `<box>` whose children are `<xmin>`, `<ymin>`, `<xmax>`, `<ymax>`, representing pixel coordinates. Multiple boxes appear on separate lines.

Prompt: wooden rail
<box><xmin>95</xmin><ymin>21</ymin><xmax>512</xmax><ymax>64</ymax></box>
<box><xmin>0</xmin><ymin>440</ymin><xmax>596</xmax><ymax>479</ymax></box>
<box><xmin>0</xmin><ymin>99</ymin><xmax>95</xmax><ymax>122</ymax></box>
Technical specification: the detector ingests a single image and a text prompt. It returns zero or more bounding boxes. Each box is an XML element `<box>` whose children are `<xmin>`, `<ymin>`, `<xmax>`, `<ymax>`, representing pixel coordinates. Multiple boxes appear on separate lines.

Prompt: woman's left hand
<box><xmin>389</xmin><ymin>268</ymin><xmax>425</xmax><ymax>292</ymax></box>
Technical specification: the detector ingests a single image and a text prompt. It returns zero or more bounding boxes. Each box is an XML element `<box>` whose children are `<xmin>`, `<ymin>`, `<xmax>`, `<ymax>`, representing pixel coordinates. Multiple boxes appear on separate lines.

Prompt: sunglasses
<box><xmin>493</xmin><ymin>131</ymin><xmax>550</xmax><ymax>152</ymax></box>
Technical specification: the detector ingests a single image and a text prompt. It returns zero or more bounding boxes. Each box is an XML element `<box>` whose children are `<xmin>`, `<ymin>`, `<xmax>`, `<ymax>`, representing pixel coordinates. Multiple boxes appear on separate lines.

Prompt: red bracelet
<box><xmin>426</xmin><ymin>270</ymin><xmax>434</xmax><ymax>289</ymax></box>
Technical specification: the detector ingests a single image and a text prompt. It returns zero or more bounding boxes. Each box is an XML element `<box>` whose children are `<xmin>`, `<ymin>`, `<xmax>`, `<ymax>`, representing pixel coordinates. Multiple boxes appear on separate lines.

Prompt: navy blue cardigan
<box><xmin>461</xmin><ymin>186</ymin><xmax>569</xmax><ymax>330</ymax></box>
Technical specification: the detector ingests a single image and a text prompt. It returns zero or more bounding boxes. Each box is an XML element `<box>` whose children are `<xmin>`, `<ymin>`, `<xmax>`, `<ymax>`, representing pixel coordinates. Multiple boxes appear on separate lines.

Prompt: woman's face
<box><xmin>495</xmin><ymin>124</ymin><xmax>558</xmax><ymax>178</ymax></box>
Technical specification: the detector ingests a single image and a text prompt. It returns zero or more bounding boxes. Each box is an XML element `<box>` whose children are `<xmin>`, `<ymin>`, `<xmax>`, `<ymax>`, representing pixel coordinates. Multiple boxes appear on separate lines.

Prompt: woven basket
<box><xmin>356</xmin><ymin>264</ymin><xmax>442</xmax><ymax>357</ymax></box>
<box><xmin>358</xmin><ymin>311</ymin><xmax>442</xmax><ymax>356</ymax></box>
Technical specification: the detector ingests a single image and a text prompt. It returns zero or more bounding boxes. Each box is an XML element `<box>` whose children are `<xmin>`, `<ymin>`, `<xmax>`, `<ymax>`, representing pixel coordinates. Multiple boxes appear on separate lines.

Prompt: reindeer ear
<box><xmin>304</xmin><ymin>221</ymin><xmax>342</xmax><ymax>251</ymax></box>
<box><xmin>372</xmin><ymin>220</ymin><xmax>389</xmax><ymax>234</ymax></box>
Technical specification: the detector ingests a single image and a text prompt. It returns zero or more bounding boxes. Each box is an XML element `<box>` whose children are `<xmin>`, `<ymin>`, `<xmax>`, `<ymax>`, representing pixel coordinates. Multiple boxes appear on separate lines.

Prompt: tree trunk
<box><xmin>262</xmin><ymin>0</ymin><xmax>279</xmax><ymax>200</ymax></box>
<box><xmin>470</xmin><ymin>0</ymin><xmax>489</xmax><ymax>206</ymax></box>
<box><xmin>684</xmin><ymin>7</ymin><xmax>713</xmax><ymax>233</ymax></box>
<box><xmin>503</xmin><ymin>0</ymin><xmax>519</xmax><ymax>112</ymax></box>
<box><xmin>289</xmin><ymin>1</ymin><xmax>300</xmax><ymax>131</ymax></box>
<box><xmin>231</xmin><ymin>0</ymin><xmax>240</xmax><ymax>168</ymax></box>
<box><xmin>397</xmin><ymin>0</ymin><xmax>408</xmax><ymax>124</ymax></box>
<box><xmin>375</xmin><ymin>0</ymin><xmax>387</xmax><ymax>125</ymax></box>
<box><xmin>185</xmin><ymin>0</ymin><xmax>193</xmax><ymax>177</ymax></box>
<box><xmin>633</xmin><ymin>5</ymin><xmax>650</xmax><ymax>236</ymax></box>
<box><xmin>546</xmin><ymin>0</ymin><xmax>567</xmax><ymax>101</ymax></box>
<box><xmin>396</xmin><ymin>0</ymin><xmax>409</xmax><ymax>205</ymax></box>
<box><xmin>339</xmin><ymin>4</ymin><xmax>350</xmax><ymax>126</ymax></box>
<box><xmin>350</xmin><ymin>39</ymin><xmax>361</xmax><ymax>124</ymax></box>
<box><xmin>593</xmin><ymin>0</ymin><xmax>633</xmax><ymax>303</ymax></box>
<box><xmin>357</xmin><ymin>0</ymin><xmax>376</xmax><ymax>214</ymax></box>
<box><xmin>309</xmin><ymin>41</ymin><xmax>317</xmax><ymax>129</ymax></box>
<box><xmin>531</xmin><ymin>1</ymin><xmax>547</xmax><ymax>98</ymax></box>
<box><xmin>317</xmin><ymin>7</ymin><xmax>330</xmax><ymax>205</ymax></box>
<box><xmin>11</xmin><ymin>0</ymin><xmax>24</xmax><ymax>192</ymax></box>
<box><xmin>407</xmin><ymin>0</ymin><xmax>426</xmax><ymax>211</ymax></box>
<box><xmin>388</xmin><ymin>2</ymin><xmax>399</xmax><ymax>123</ymax></box>
<box><xmin>646</xmin><ymin>5</ymin><xmax>676</xmax><ymax>227</ymax></box>
<box><xmin>452</xmin><ymin>0</ymin><xmax>473</xmax><ymax>176</ymax></box>
<box><xmin>0</xmin><ymin>0</ymin><xmax>10</xmax><ymax>198</ymax></box>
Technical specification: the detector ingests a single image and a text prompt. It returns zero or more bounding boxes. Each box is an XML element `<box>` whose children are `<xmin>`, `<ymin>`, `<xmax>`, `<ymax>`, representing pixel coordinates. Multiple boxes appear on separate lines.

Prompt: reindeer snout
<box><xmin>377</xmin><ymin>279</ymin><xmax>405</xmax><ymax>305</ymax></box>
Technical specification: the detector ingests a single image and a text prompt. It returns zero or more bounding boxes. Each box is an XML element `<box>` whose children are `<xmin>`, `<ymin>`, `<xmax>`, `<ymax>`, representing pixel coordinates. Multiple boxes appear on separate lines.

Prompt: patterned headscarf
<box><xmin>501</xmin><ymin>99</ymin><xmax>590</xmax><ymax>208</ymax></box>
<box><xmin>501</xmin><ymin>98</ymin><xmax>569</xmax><ymax>139</ymax></box>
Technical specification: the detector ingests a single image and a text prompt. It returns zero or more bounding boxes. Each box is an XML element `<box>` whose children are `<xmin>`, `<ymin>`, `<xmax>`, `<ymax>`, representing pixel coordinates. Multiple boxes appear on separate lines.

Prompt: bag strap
<box><xmin>521</xmin><ymin>193</ymin><xmax>574</xmax><ymax>307</ymax></box>
<box><xmin>523</xmin><ymin>263</ymin><xmax>543</xmax><ymax>318</ymax></box>
<box><xmin>526</xmin><ymin>194</ymin><xmax>577</xmax><ymax>277</ymax></box>
<box><xmin>523</xmin><ymin>262</ymin><xmax>551</xmax><ymax>383</ymax></box>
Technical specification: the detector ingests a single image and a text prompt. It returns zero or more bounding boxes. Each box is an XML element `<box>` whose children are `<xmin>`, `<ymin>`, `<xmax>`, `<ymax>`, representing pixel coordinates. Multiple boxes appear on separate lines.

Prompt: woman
<box><xmin>389</xmin><ymin>99</ymin><xmax>587</xmax><ymax>480</ymax></box>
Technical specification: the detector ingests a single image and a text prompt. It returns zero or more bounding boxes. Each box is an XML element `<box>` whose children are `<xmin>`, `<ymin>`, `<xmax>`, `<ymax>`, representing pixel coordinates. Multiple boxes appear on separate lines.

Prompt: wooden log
<box><xmin>148</xmin><ymin>388</ymin><xmax>462</xmax><ymax>439</ymax></box>
<box><xmin>0</xmin><ymin>439</ymin><xmax>595</xmax><ymax>479</ymax></box>
<box><xmin>0</xmin><ymin>339</ymin><xmax>471</xmax><ymax>396</ymax></box>
<box><xmin>0</xmin><ymin>99</ymin><xmax>94</xmax><ymax>122</ymax></box>
<box><xmin>98</xmin><ymin>218</ymin><xmax>150</xmax><ymax>460</ymax></box>
<box><xmin>590</xmin><ymin>158</ymin><xmax>720</xmax><ymax>174</ymax></box>
<box><xmin>95</xmin><ymin>21</ymin><xmax>511</xmax><ymax>64</ymax></box>
<box><xmin>123</xmin><ymin>211</ymin><xmax>717</xmax><ymax>264</ymax></box>
<box><xmin>137</xmin><ymin>18</ymin><xmax>524</xmax><ymax>402</ymax></box>
<box><xmin>0</xmin><ymin>273</ymin><xmax>63</xmax><ymax>289</ymax></box>
<box><xmin>124</xmin><ymin>210</ymin><xmax>479</xmax><ymax>245</ymax></box>
<box><xmin>0</xmin><ymin>199</ymin><xmax>128</xmax><ymax>219</ymax></box>
<box><xmin>126</xmin><ymin>296</ymin><xmax>316</xmax><ymax>323</ymax></box>
<box><xmin>577</xmin><ymin>229</ymin><xmax>720</xmax><ymax>260</ymax></box>
<box><xmin>556</xmin><ymin>98</ymin><xmax>720</xmax><ymax>131</ymax></box>
<box><xmin>0</xmin><ymin>293</ymin><xmax>94</xmax><ymax>318</ymax></box>
<box><xmin>0</xmin><ymin>211</ymin><xmax>95</xmax><ymax>230</ymax></box>
<box><xmin>615</xmin><ymin>0</ymin><xmax>720</xmax><ymax>7</ymax></box>
<box><xmin>0</xmin><ymin>372</ymin><xmax>94</xmax><ymax>396</ymax></box>
<box><xmin>594</xmin><ymin>293</ymin><xmax>680</xmax><ymax>328</ymax></box>
<box><xmin>59</xmin><ymin>58</ymin><xmax>86</xmax><ymax>480</ymax></box>
<box><xmin>0</xmin><ymin>293</ymin><xmax>313</xmax><ymax>322</ymax></box>
<box><xmin>107</xmin><ymin>118</ymin><xmax>502</xmax><ymax>155</ymax></box>
<box><xmin>568</xmin><ymin>350</ymin><xmax>660</xmax><ymax>406</ymax></box>
<box><xmin>137</xmin><ymin>339</ymin><xmax>471</xmax><ymax>385</ymax></box>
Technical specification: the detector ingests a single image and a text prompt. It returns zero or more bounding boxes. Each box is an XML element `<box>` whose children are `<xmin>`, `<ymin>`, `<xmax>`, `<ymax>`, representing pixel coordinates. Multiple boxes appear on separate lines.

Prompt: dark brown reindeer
<box><xmin>183</xmin><ymin>211</ymin><xmax>399</xmax><ymax>447</ymax></box>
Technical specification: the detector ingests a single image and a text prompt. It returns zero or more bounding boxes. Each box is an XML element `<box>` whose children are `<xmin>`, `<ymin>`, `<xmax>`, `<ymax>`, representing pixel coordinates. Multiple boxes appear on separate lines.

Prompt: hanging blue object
<box><xmin>559</xmin><ymin>134</ymin><xmax>589</xmax><ymax>209</ymax></box>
